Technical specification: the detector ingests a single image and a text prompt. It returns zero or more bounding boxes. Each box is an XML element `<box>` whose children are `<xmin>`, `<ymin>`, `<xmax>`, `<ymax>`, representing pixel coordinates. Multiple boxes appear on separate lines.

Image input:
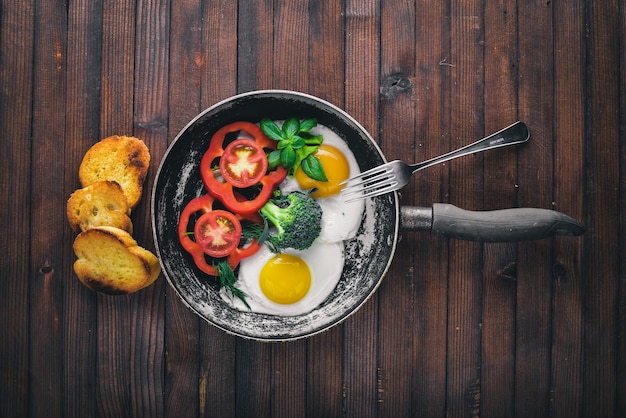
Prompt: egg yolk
<box><xmin>259</xmin><ymin>254</ymin><xmax>312</xmax><ymax>304</ymax></box>
<box><xmin>295</xmin><ymin>144</ymin><xmax>350</xmax><ymax>198</ymax></box>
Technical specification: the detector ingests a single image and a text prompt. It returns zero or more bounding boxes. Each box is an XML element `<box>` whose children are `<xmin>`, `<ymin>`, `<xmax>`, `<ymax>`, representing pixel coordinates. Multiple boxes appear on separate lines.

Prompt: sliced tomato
<box><xmin>193</xmin><ymin>210</ymin><xmax>242</xmax><ymax>257</ymax></box>
<box><xmin>219</xmin><ymin>138</ymin><xmax>268</xmax><ymax>188</ymax></box>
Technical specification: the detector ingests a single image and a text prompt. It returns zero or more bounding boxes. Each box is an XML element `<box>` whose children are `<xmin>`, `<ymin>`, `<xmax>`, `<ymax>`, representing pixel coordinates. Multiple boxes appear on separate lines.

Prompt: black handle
<box><xmin>400</xmin><ymin>203</ymin><xmax>585</xmax><ymax>242</ymax></box>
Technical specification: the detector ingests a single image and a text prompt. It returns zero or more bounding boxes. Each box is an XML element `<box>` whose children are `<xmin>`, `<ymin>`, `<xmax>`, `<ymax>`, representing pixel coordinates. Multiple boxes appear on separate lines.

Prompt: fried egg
<box><xmin>223</xmin><ymin>240</ymin><xmax>345</xmax><ymax>316</ymax></box>
<box><xmin>280</xmin><ymin>124</ymin><xmax>365</xmax><ymax>243</ymax></box>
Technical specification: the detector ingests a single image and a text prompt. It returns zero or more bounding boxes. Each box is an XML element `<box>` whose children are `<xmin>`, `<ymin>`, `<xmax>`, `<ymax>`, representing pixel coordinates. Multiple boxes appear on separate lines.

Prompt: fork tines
<box><xmin>340</xmin><ymin>165</ymin><xmax>397</xmax><ymax>203</ymax></box>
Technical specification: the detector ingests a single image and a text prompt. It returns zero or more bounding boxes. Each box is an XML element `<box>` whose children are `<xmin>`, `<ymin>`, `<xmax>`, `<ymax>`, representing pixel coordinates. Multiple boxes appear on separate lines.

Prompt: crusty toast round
<box><xmin>67</xmin><ymin>181</ymin><xmax>133</xmax><ymax>233</ymax></box>
<box><xmin>73</xmin><ymin>226</ymin><xmax>161</xmax><ymax>295</ymax></box>
<box><xmin>78</xmin><ymin>135</ymin><xmax>150</xmax><ymax>209</ymax></box>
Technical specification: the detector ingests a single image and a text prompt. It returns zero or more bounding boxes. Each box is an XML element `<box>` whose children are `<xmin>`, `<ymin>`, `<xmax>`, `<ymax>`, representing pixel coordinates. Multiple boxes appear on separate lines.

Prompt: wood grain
<box><xmin>0</xmin><ymin>0</ymin><xmax>623</xmax><ymax>416</ymax></box>
<box><xmin>551</xmin><ymin>0</ymin><xmax>585</xmax><ymax>416</ymax></box>
<box><xmin>482</xmin><ymin>0</ymin><xmax>519</xmax><ymax>416</ymax></box>
<box><xmin>29</xmin><ymin>1</ymin><xmax>68</xmax><ymax>416</ymax></box>
<box><xmin>515</xmin><ymin>1</ymin><xmax>556</xmax><ymax>416</ymax></box>
<box><xmin>0</xmin><ymin>2</ymin><xmax>34</xmax><ymax>417</ymax></box>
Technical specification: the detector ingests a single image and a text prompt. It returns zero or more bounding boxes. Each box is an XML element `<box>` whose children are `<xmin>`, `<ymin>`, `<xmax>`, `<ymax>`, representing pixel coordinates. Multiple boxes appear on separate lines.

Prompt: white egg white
<box><xmin>222</xmin><ymin>240</ymin><xmax>345</xmax><ymax>316</ymax></box>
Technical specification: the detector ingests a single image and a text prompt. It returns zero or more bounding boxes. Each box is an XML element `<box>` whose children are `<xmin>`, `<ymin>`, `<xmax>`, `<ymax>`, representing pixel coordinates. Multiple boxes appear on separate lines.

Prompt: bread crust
<box><xmin>67</xmin><ymin>180</ymin><xmax>133</xmax><ymax>233</ymax></box>
<box><xmin>78</xmin><ymin>135</ymin><xmax>150</xmax><ymax>209</ymax></box>
<box><xmin>73</xmin><ymin>226</ymin><xmax>161</xmax><ymax>295</ymax></box>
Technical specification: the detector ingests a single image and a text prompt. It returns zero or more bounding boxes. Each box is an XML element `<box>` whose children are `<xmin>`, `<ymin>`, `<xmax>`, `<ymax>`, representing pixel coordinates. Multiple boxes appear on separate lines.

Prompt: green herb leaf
<box><xmin>262</xmin><ymin>117</ymin><xmax>326</xmax><ymax>181</ymax></box>
<box><xmin>267</xmin><ymin>149</ymin><xmax>281</xmax><ymax>170</ymax></box>
<box><xmin>215</xmin><ymin>261</ymin><xmax>250</xmax><ymax>310</ymax></box>
<box><xmin>301</xmin><ymin>154</ymin><xmax>328</xmax><ymax>182</ymax></box>
<box><xmin>299</xmin><ymin>118</ymin><xmax>317</xmax><ymax>132</ymax></box>
<box><xmin>260</xmin><ymin>118</ymin><xmax>283</xmax><ymax>141</ymax></box>
<box><xmin>282</xmin><ymin>118</ymin><xmax>300</xmax><ymax>138</ymax></box>
<box><xmin>280</xmin><ymin>145</ymin><xmax>296</xmax><ymax>169</ymax></box>
<box><xmin>302</xmin><ymin>133</ymin><xmax>323</xmax><ymax>145</ymax></box>
<box><xmin>291</xmin><ymin>135</ymin><xmax>305</xmax><ymax>149</ymax></box>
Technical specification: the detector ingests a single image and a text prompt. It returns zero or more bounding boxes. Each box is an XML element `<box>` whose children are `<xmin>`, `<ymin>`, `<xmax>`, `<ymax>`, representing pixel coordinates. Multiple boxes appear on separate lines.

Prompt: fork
<box><xmin>340</xmin><ymin>121</ymin><xmax>530</xmax><ymax>202</ymax></box>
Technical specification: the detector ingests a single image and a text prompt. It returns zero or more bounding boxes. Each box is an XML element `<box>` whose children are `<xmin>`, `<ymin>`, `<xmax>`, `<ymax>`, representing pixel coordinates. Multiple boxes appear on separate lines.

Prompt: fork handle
<box><xmin>409</xmin><ymin>121</ymin><xmax>530</xmax><ymax>174</ymax></box>
<box><xmin>400</xmin><ymin>203</ymin><xmax>585</xmax><ymax>242</ymax></box>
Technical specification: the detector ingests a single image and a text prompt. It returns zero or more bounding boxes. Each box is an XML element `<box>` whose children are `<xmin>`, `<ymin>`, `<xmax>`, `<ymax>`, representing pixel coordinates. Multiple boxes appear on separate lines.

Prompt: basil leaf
<box><xmin>301</xmin><ymin>155</ymin><xmax>328</xmax><ymax>182</ymax></box>
<box><xmin>267</xmin><ymin>149</ymin><xmax>281</xmax><ymax>170</ymax></box>
<box><xmin>282</xmin><ymin>118</ymin><xmax>300</xmax><ymax>138</ymax></box>
<box><xmin>260</xmin><ymin>118</ymin><xmax>284</xmax><ymax>141</ymax></box>
<box><xmin>299</xmin><ymin>118</ymin><xmax>317</xmax><ymax>132</ymax></box>
<box><xmin>280</xmin><ymin>145</ymin><xmax>296</xmax><ymax>169</ymax></box>
<box><xmin>302</xmin><ymin>134</ymin><xmax>323</xmax><ymax>145</ymax></box>
<box><xmin>277</xmin><ymin>139</ymin><xmax>289</xmax><ymax>149</ymax></box>
<box><xmin>291</xmin><ymin>135</ymin><xmax>305</xmax><ymax>149</ymax></box>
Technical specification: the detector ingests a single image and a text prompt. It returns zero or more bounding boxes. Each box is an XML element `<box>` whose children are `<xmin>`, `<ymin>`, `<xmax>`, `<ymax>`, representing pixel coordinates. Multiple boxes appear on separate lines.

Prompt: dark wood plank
<box><xmin>516</xmin><ymin>1</ymin><xmax>555</xmax><ymax>415</ymax></box>
<box><xmin>237</xmin><ymin>0</ymin><xmax>273</xmax><ymax>92</ymax></box>
<box><xmin>165</xmin><ymin>0</ymin><xmax>203</xmax><ymax>416</ymax></box>
<box><xmin>63</xmin><ymin>0</ymin><xmax>103</xmax><ymax>416</ymax></box>
<box><xmin>97</xmin><ymin>1</ymin><xmax>137</xmax><ymax>415</ymax></box>
<box><xmin>411</xmin><ymin>0</ymin><xmax>450</xmax><ymax>415</ymax></box>
<box><xmin>581</xmin><ymin>1</ymin><xmax>621</xmax><ymax>415</ymax></box>
<box><xmin>551</xmin><ymin>0</ymin><xmax>586</xmax><ymax>415</ymax></box>
<box><xmin>235</xmin><ymin>342</ymin><xmax>272</xmax><ymax>418</ymax></box>
<box><xmin>308</xmin><ymin>0</ymin><xmax>345</xmax><ymax>103</ymax></box>
<box><xmin>619</xmin><ymin>0</ymin><xmax>626</xmax><ymax>415</ymax></box>
<box><xmin>378</xmin><ymin>0</ymin><xmax>416</xmax><ymax>416</ymax></box>
<box><xmin>481</xmin><ymin>0</ymin><xmax>519</xmax><ymax>416</ymax></box>
<box><xmin>0</xmin><ymin>2</ymin><xmax>35</xmax><ymax>417</ymax></box>
<box><xmin>445</xmin><ymin>0</ymin><xmax>485</xmax><ymax>415</ymax></box>
<box><xmin>29</xmin><ymin>1</ymin><xmax>68</xmax><ymax>416</ymax></box>
<box><xmin>343</xmin><ymin>0</ymin><xmax>380</xmax><ymax>416</ymax></box>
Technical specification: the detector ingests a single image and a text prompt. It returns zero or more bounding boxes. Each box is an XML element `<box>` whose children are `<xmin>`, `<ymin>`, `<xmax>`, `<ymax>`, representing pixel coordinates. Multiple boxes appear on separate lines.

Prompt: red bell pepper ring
<box><xmin>178</xmin><ymin>194</ymin><xmax>262</xmax><ymax>276</ymax></box>
<box><xmin>200</xmin><ymin>121</ymin><xmax>287</xmax><ymax>215</ymax></box>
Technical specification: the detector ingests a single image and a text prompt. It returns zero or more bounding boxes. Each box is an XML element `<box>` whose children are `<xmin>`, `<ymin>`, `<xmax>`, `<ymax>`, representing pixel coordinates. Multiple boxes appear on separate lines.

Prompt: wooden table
<box><xmin>1</xmin><ymin>1</ymin><xmax>623</xmax><ymax>417</ymax></box>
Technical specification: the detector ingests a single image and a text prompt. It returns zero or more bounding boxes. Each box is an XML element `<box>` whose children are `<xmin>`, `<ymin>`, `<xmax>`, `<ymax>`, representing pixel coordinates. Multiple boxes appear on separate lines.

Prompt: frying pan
<box><xmin>152</xmin><ymin>90</ymin><xmax>584</xmax><ymax>341</ymax></box>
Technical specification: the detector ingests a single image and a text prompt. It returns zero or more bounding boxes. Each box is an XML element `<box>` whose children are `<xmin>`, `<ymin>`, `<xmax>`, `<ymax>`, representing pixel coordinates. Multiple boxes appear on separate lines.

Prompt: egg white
<box><xmin>279</xmin><ymin>124</ymin><xmax>365</xmax><ymax>243</ymax></box>
<box><xmin>222</xmin><ymin>240</ymin><xmax>345</xmax><ymax>316</ymax></box>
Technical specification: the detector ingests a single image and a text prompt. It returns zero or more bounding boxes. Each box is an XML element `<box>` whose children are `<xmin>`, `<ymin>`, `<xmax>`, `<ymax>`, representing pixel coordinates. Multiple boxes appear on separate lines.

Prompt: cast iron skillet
<box><xmin>151</xmin><ymin>90</ymin><xmax>584</xmax><ymax>342</ymax></box>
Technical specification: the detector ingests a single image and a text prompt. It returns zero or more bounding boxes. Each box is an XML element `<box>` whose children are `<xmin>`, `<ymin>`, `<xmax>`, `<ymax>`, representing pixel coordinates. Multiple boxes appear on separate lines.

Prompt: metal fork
<box><xmin>340</xmin><ymin>121</ymin><xmax>530</xmax><ymax>202</ymax></box>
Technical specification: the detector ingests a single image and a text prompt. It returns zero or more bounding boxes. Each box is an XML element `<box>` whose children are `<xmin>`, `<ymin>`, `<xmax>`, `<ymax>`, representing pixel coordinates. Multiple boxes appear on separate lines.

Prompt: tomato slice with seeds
<box><xmin>193</xmin><ymin>210</ymin><xmax>242</xmax><ymax>258</ymax></box>
<box><xmin>219</xmin><ymin>138</ymin><xmax>268</xmax><ymax>188</ymax></box>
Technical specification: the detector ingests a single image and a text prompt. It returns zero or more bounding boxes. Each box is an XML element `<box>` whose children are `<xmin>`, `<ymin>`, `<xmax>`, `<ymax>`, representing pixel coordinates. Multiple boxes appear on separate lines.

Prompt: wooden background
<box><xmin>1</xmin><ymin>0</ymin><xmax>624</xmax><ymax>417</ymax></box>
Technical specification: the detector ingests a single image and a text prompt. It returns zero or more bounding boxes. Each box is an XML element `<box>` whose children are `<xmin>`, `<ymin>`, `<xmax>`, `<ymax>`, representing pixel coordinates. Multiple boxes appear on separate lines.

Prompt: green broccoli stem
<box><xmin>259</xmin><ymin>200</ymin><xmax>288</xmax><ymax>236</ymax></box>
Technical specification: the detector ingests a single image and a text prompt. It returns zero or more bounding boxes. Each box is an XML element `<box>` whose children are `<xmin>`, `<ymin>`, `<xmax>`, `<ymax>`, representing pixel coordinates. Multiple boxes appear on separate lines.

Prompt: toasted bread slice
<box><xmin>78</xmin><ymin>135</ymin><xmax>150</xmax><ymax>209</ymax></box>
<box><xmin>73</xmin><ymin>226</ymin><xmax>160</xmax><ymax>295</ymax></box>
<box><xmin>67</xmin><ymin>181</ymin><xmax>133</xmax><ymax>233</ymax></box>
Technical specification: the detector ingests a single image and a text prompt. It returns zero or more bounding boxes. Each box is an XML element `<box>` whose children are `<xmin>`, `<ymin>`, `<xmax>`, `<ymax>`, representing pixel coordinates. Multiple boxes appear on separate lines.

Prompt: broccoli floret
<box><xmin>259</xmin><ymin>191</ymin><xmax>323</xmax><ymax>252</ymax></box>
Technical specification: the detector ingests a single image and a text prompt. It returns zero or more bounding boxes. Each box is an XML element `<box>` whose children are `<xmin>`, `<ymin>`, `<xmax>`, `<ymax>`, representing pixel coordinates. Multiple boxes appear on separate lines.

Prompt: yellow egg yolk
<box><xmin>259</xmin><ymin>254</ymin><xmax>312</xmax><ymax>304</ymax></box>
<box><xmin>295</xmin><ymin>144</ymin><xmax>350</xmax><ymax>198</ymax></box>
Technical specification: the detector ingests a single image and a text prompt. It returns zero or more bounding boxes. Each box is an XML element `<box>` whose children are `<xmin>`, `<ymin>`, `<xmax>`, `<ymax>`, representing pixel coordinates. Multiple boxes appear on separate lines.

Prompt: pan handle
<box><xmin>400</xmin><ymin>203</ymin><xmax>585</xmax><ymax>242</ymax></box>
